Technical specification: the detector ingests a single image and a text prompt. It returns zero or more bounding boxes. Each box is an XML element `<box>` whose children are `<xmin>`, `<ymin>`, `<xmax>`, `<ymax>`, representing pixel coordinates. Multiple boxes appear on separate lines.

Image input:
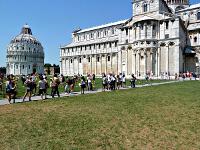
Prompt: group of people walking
<box><xmin>102</xmin><ymin>73</ymin><xmax>136</xmax><ymax>91</ymax></box>
<box><xmin>3</xmin><ymin>70</ymin><xmax>197</xmax><ymax>104</ymax></box>
<box><xmin>2</xmin><ymin>73</ymin><xmax>137</xmax><ymax>104</ymax></box>
<box><xmin>4</xmin><ymin>74</ymin><xmax>62</xmax><ymax>104</ymax></box>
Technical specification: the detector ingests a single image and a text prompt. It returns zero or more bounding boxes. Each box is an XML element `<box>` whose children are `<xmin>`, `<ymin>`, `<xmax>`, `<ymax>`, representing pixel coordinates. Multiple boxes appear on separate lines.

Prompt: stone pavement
<box><xmin>0</xmin><ymin>80</ymin><xmax>181</xmax><ymax>106</ymax></box>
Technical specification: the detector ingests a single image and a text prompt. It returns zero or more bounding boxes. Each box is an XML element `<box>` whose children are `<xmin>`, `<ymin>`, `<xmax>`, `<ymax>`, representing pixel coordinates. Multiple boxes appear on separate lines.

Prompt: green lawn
<box><xmin>0</xmin><ymin>81</ymin><xmax>200</xmax><ymax>149</ymax></box>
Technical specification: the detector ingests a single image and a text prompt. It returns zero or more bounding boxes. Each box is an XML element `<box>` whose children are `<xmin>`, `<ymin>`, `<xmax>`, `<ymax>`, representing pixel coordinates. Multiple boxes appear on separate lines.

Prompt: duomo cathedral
<box><xmin>60</xmin><ymin>0</ymin><xmax>200</xmax><ymax>77</ymax></box>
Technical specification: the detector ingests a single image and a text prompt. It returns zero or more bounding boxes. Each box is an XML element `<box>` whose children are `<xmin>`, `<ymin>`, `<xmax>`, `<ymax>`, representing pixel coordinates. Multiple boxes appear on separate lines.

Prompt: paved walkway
<box><xmin>0</xmin><ymin>80</ymin><xmax>180</xmax><ymax>106</ymax></box>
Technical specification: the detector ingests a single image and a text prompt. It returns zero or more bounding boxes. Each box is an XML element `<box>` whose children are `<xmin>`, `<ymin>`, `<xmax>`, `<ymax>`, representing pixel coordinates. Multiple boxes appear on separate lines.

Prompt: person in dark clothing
<box><xmin>52</xmin><ymin>74</ymin><xmax>60</xmax><ymax>98</ymax></box>
<box><xmin>130</xmin><ymin>74</ymin><xmax>136</xmax><ymax>88</ymax></box>
<box><xmin>80</xmin><ymin>76</ymin><xmax>86</xmax><ymax>94</ymax></box>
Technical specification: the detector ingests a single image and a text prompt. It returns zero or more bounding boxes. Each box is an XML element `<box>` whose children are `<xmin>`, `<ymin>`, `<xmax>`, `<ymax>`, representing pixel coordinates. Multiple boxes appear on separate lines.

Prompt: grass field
<box><xmin>0</xmin><ymin>81</ymin><xmax>200</xmax><ymax>149</ymax></box>
<box><xmin>0</xmin><ymin>77</ymin><xmax>171</xmax><ymax>100</ymax></box>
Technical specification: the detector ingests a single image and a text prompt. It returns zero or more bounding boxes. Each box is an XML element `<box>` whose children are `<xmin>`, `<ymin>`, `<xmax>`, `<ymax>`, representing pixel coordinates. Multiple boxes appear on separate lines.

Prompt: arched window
<box><xmin>194</xmin><ymin>37</ymin><xmax>197</xmax><ymax>43</ymax></box>
<box><xmin>197</xmin><ymin>12</ymin><xmax>200</xmax><ymax>20</ymax></box>
<box><xmin>107</xmin><ymin>56</ymin><xmax>111</xmax><ymax>61</ymax></box>
<box><xmin>153</xmin><ymin>24</ymin><xmax>156</xmax><ymax>30</ymax></box>
<box><xmin>143</xmin><ymin>3</ymin><xmax>148</xmax><ymax>12</ymax></box>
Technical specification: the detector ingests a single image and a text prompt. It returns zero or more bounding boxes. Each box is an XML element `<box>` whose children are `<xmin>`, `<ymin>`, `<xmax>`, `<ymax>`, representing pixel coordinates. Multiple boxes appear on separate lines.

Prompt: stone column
<box><xmin>67</xmin><ymin>58</ymin><xmax>70</xmax><ymax>75</ymax></box>
<box><xmin>158</xmin><ymin>47</ymin><xmax>161</xmax><ymax>77</ymax></box>
<box><xmin>19</xmin><ymin>64</ymin><xmax>21</xmax><ymax>75</ymax></box>
<box><xmin>116</xmin><ymin>53</ymin><xmax>119</xmax><ymax>74</ymax></box>
<box><xmin>132</xmin><ymin>50</ymin><xmax>136</xmax><ymax>75</ymax></box>
<box><xmin>126</xmin><ymin>49</ymin><xmax>128</xmax><ymax>76</ymax></box>
<box><xmin>77</xmin><ymin>57</ymin><xmax>79</xmax><ymax>74</ymax></box>
<box><xmin>167</xmin><ymin>45</ymin><xmax>169</xmax><ymax>73</ymax></box>
<box><xmin>13</xmin><ymin>63</ymin><xmax>15</xmax><ymax>75</ymax></box>
<box><xmin>95</xmin><ymin>55</ymin><xmax>97</xmax><ymax>75</ymax></box>
<box><xmin>100</xmin><ymin>54</ymin><xmax>103</xmax><ymax>75</ymax></box>
<box><xmin>136</xmin><ymin>50</ymin><xmax>140</xmax><ymax>77</ymax></box>
<box><xmin>111</xmin><ymin>53</ymin><xmax>113</xmax><ymax>73</ymax></box>
<box><xmin>155</xmin><ymin>49</ymin><xmax>158</xmax><ymax>77</ymax></box>
<box><xmin>144</xmin><ymin>49</ymin><xmax>147</xmax><ymax>75</ymax></box>
<box><xmin>72</xmin><ymin>57</ymin><xmax>75</xmax><ymax>75</ymax></box>
<box><xmin>138</xmin><ymin>23</ymin><xmax>141</xmax><ymax>40</ymax></box>
<box><xmin>150</xmin><ymin>48</ymin><xmax>153</xmax><ymax>73</ymax></box>
<box><xmin>150</xmin><ymin>22</ymin><xmax>153</xmax><ymax>39</ymax></box>
<box><xmin>105</xmin><ymin>54</ymin><xmax>107</xmax><ymax>74</ymax></box>
<box><xmin>69</xmin><ymin>58</ymin><xmax>71</xmax><ymax>75</ymax></box>
<box><xmin>133</xmin><ymin>27</ymin><xmax>136</xmax><ymax>41</ymax></box>
<box><xmin>62</xmin><ymin>58</ymin><xmax>65</xmax><ymax>75</ymax></box>
<box><xmin>118</xmin><ymin>50</ymin><xmax>122</xmax><ymax>73</ymax></box>
<box><xmin>144</xmin><ymin>23</ymin><xmax>147</xmax><ymax>39</ymax></box>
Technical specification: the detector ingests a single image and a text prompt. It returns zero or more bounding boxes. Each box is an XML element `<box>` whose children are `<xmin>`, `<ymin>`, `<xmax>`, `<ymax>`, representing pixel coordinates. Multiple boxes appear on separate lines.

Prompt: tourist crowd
<box><xmin>0</xmin><ymin>71</ymin><xmax>198</xmax><ymax>104</ymax></box>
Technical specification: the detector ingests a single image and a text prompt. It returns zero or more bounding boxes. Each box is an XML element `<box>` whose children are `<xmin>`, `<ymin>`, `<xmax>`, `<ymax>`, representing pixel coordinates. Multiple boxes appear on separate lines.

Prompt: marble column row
<box><xmin>119</xmin><ymin>48</ymin><xmax>161</xmax><ymax>77</ymax></box>
<box><xmin>62</xmin><ymin>53</ymin><xmax>119</xmax><ymax>76</ymax></box>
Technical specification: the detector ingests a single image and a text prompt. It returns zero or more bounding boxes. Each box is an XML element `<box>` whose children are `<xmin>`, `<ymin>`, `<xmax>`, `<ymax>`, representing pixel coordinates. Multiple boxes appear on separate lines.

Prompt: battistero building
<box><xmin>60</xmin><ymin>0</ymin><xmax>200</xmax><ymax>77</ymax></box>
<box><xmin>6</xmin><ymin>25</ymin><xmax>45</xmax><ymax>75</ymax></box>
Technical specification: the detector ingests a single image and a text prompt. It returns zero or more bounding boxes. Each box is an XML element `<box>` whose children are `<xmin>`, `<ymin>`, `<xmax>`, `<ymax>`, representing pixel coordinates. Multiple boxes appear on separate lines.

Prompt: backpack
<box><xmin>102</xmin><ymin>77</ymin><xmax>107</xmax><ymax>84</ymax></box>
<box><xmin>6</xmin><ymin>81</ymin><xmax>12</xmax><ymax>92</ymax></box>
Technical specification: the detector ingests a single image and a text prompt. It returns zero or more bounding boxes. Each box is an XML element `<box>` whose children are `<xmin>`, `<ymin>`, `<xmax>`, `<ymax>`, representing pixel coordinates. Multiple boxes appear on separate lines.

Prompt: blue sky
<box><xmin>0</xmin><ymin>0</ymin><xmax>197</xmax><ymax>67</ymax></box>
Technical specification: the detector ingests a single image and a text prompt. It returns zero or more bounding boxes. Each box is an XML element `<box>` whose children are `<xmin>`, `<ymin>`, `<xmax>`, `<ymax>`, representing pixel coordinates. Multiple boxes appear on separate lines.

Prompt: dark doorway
<box><xmin>33</xmin><ymin>68</ymin><xmax>36</xmax><ymax>74</ymax></box>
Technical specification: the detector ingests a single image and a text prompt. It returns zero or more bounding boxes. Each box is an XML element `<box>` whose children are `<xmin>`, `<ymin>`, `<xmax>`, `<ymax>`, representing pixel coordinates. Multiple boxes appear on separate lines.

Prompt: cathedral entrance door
<box><xmin>33</xmin><ymin>68</ymin><xmax>36</xmax><ymax>74</ymax></box>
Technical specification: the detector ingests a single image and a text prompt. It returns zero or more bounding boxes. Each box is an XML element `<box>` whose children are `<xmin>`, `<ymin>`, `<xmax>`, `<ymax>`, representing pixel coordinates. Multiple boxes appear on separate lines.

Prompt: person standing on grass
<box><xmin>31</xmin><ymin>73</ymin><xmax>37</xmax><ymax>96</ymax></box>
<box><xmin>119</xmin><ymin>73</ymin><xmax>123</xmax><ymax>88</ymax></box>
<box><xmin>110</xmin><ymin>74</ymin><xmax>116</xmax><ymax>90</ymax></box>
<box><xmin>60</xmin><ymin>74</ymin><xmax>65</xmax><ymax>85</ymax></box>
<box><xmin>116</xmin><ymin>75</ymin><xmax>121</xmax><ymax>90</ymax></box>
<box><xmin>175</xmin><ymin>73</ymin><xmax>178</xmax><ymax>80</ymax></box>
<box><xmin>44</xmin><ymin>76</ymin><xmax>49</xmax><ymax>95</ymax></box>
<box><xmin>21</xmin><ymin>75</ymin><xmax>26</xmax><ymax>84</ymax></box>
<box><xmin>92</xmin><ymin>74</ymin><xmax>96</xmax><ymax>90</ymax></box>
<box><xmin>65</xmin><ymin>77</ymin><xmax>71</xmax><ymax>95</ymax></box>
<box><xmin>22</xmin><ymin>76</ymin><xmax>33</xmax><ymax>102</ymax></box>
<box><xmin>130</xmin><ymin>74</ymin><xmax>137</xmax><ymax>88</ymax></box>
<box><xmin>38</xmin><ymin>76</ymin><xmax>47</xmax><ymax>100</ymax></box>
<box><xmin>102</xmin><ymin>74</ymin><xmax>107</xmax><ymax>91</ymax></box>
<box><xmin>80</xmin><ymin>76</ymin><xmax>86</xmax><ymax>94</ymax></box>
<box><xmin>71</xmin><ymin>76</ymin><xmax>76</xmax><ymax>93</ymax></box>
<box><xmin>87</xmin><ymin>74</ymin><xmax>92</xmax><ymax>91</ymax></box>
<box><xmin>145</xmin><ymin>73</ymin><xmax>149</xmax><ymax>84</ymax></box>
<box><xmin>5</xmin><ymin>76</ymin><xmax>17</xmax><ymax>104</ymax></box>
<box><xmin>52</xmin><ymin>74</ymin><xmax>60</xmax><ymax>98</ymax></box>
<box><xmin>122</xmin><ymin>74</ymin><xmax>126</xmax><ymax>88</ymax></box>
<box><xmin>50</xmin><ymin>78</ymin><xmax>55</xmax><ymax>98</ymax></box>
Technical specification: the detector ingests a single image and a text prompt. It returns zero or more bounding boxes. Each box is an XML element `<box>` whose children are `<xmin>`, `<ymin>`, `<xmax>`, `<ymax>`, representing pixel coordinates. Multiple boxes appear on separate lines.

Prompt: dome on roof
<box><xmin>23</xmin><ymin>24</ymin><xmax>30</xmax><ymax>28</ymax></box>
<box><xmin>6</xmin><ymin>24</ymin><xmax>45</xmax><ymax>75</ymax></box>
<box><xmin>9</xmin><ymin>24</ymin><xmax>42</xmax><ymax>48</ymax></box>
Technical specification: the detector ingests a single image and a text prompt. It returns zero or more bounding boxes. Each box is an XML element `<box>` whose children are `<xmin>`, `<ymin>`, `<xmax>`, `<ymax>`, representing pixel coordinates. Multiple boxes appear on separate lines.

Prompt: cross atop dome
<box><xmin>21</xmin><ymin>24</ymin><xmax>32</xmax><ymax>35</ymax></box>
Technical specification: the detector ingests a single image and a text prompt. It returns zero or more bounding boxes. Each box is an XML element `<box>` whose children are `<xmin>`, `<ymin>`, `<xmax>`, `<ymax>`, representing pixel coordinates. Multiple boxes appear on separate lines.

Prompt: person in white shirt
<box><xmin>38</xmin><ymin>76</ymin><xmax>47</xmax><ymax>100</ymax></box>
<box><xmin>87</xmin><ymin>74</ymin><xmax>92</xmax><ymax>91</ymax></box>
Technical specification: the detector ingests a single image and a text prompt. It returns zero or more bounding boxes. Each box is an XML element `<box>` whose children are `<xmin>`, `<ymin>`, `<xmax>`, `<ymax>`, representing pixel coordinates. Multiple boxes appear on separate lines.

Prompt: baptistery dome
<box><xmin>6</xmin><ymin>24</ymin><xmax>45</xmax><ymax>75</ymax></box>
